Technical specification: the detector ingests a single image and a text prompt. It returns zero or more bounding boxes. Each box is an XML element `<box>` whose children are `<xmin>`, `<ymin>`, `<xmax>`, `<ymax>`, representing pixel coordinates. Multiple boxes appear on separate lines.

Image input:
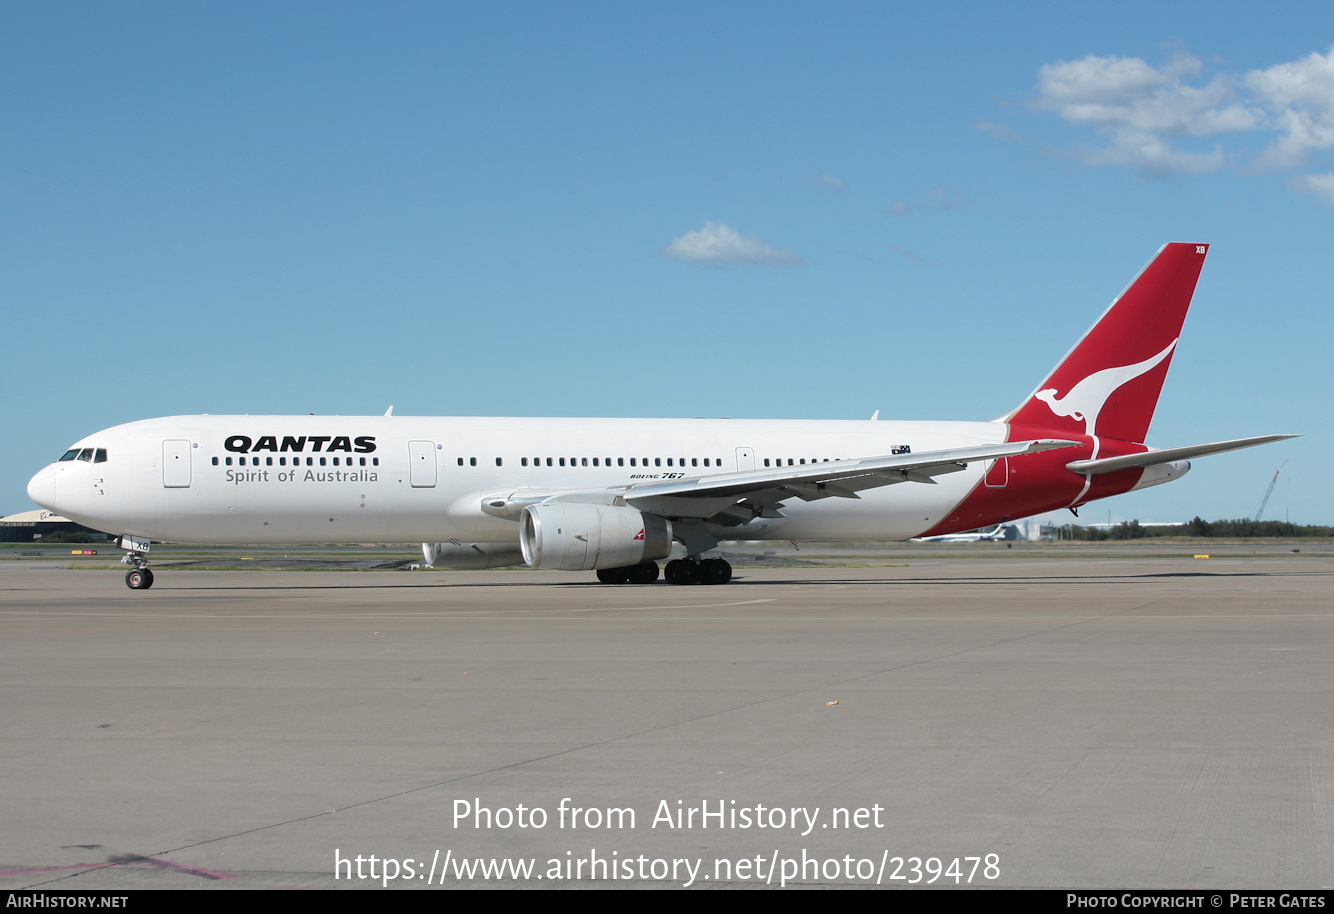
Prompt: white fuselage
<box><xmin>28</xmin><ymin>414</ymin><xmax>1006</xmax><ymax>545</ymax></box>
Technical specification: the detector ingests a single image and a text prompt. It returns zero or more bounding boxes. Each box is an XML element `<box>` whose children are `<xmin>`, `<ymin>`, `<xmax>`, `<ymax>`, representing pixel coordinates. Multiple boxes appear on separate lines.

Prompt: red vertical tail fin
<box><xmin>1006</xmin><ymin>243</ymin><xmax>1208</xmax><ymax>444</ymax></box>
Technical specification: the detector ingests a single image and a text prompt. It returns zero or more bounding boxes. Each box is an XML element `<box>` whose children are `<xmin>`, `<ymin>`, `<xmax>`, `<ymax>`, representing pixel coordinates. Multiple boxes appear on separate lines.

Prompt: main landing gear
<box><xmin>595</xmin><ymin>557</ymin><xmax>733</xmax><ymax>585</ymax></box>
<box><xmin>665</xmin><ymin>557</ymin><xmax>732</xmax><ymax>586</ymax></box>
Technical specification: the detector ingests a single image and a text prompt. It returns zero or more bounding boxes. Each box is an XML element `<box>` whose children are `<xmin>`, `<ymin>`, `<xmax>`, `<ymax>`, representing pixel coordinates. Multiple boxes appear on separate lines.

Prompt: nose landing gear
<box><xmin>118</xmin><ymin>535</ymin><xmax>154</xmax><ymax>590</ymax></box>
<box><xmin>125</xmin><ymin>567</ymin><xmax>155</xmax><ymax>590</ymax></box>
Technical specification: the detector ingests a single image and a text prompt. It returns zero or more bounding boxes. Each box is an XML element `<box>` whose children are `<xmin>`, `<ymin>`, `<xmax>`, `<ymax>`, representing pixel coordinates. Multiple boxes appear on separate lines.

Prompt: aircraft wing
<box><xmin>1065</xmin><ymin>435</ymin><xmax>1297</xmax><ymax>475</ymax></box>
<box><xmin>618</xmin><ymin>438</ymin><xmax>1078</xmax><ymax>523</ymax></box>
<box><xmin>479</xmin><ymin>438</ymin><xmax>1078</xmax><ymax>524</ymax></box>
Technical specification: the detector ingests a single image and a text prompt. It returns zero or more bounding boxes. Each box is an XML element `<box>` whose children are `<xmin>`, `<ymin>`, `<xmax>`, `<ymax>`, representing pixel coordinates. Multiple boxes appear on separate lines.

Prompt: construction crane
<box><xmin>1254</xmin><ymin>461</ymin><xmax>1288</xmax><ymax>522</ymax></box>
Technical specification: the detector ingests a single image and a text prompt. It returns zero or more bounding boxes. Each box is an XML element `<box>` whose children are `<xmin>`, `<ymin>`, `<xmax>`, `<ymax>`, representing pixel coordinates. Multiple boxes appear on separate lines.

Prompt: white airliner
<box><xmin>27</xmin><ymin>244</ymin><xmax>1292</xmax><ymax>589</ymax></box>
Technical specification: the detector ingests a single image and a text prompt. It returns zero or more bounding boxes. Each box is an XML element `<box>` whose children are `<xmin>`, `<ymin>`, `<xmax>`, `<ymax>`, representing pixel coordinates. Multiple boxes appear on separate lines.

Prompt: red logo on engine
<box><xmin>633</xmin><ymin>529</ymin><xmax>645</xmax><ymax>540</ymax></box>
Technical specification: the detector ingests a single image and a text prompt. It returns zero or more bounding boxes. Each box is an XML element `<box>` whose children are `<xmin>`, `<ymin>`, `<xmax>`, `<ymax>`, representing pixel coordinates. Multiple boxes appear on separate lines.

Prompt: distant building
<box><xmin>0</xmin><ymin>510</ymin><xmax>110</xmax><ymax>542</ymax></box>
<box><xmin>1015</xmin><ymin>519</ymin><xmax>1057</xmax><ymax>541</ymax></box>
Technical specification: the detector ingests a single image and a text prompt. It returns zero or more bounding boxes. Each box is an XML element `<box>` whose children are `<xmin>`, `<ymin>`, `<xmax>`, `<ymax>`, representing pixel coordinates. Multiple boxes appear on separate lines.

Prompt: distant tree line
<box><xmin>1055</xmin><ymin>518</ymin><xmax>1334</xmax><ymax>540</ymax></box>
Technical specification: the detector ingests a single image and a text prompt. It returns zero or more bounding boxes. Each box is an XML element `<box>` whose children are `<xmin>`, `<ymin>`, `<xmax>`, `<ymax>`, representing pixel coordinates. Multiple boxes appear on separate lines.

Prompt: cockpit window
<box><xmin>94</xmin><ymin>449</ymin><xmax>108</xmax><ymax>463</ymax></box>
<box><xmin>59</xmin><ymin>449</ymin><xmax>80</xmax><ymax>461</ymax></box>
<box><xmin>77</xmin><ymin>448</ymin><xmax>94</xmax><ymax>462</ymax></box>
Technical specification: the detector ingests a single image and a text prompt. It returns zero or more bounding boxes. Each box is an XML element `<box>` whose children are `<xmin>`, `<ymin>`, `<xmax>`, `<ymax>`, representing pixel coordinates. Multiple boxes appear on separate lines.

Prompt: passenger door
<box><xmin>408</xmin><ymin>440</ymin><xmax>437</xmax><ymax>488</ymax></box>
<box><xmin>162</xmin><ymin>440</ymin><xmax>192</xmax><ymax>488</ymax></box>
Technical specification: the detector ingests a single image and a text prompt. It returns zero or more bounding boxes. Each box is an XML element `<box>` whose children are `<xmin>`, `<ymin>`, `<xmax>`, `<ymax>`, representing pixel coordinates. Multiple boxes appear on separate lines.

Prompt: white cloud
<box><xmin>1036</xmin><ymin>53</ymin><xmax>1259</xmax><ymax>137</ymax></box>
<box><xmin>1080</xmin><ymin>130</ymin><xmax>1226</xmax><ymax>177</ymax></box>
<box><xmin>976</xmin><ymin>120</ymin><xmax>1022</xmax><ymax>143</ymax></box>
<box><xmin>1294</xmin><ymin>172</ymin><xmax>1334</xmax><ymax>204</ymax></box>
<box><xmin>1033</xmin><ymin>53</ymin><xmax>1257</xmax><ymax>175</ymax></box>
<box><xmin>659</xmin><ymin>222</ymin><xmax>801</xmax><ymax>268</ymax></box>
<box><xmin>1245</xmin><ymin>48</ymin><xmax>1334</xmax><ymax>168</ymax></box>
<box><xmin>884</xmin><ymin>184</ymin><xmax>964</xmax><ymax>217</ymax></box>
<box><xmin>1022</xmin><ymin>46</ymin><xmax>1334</xmax><ymax>201</ymax></box>
<box><xmin>888</xmin><ymin>245</ymin><xmax>926</xmax><ymax>264</ymax></box>
<box><xmin>802</xmin><ymin>173</ymin><xmax>846</xmax><ymax>193</ymax></box>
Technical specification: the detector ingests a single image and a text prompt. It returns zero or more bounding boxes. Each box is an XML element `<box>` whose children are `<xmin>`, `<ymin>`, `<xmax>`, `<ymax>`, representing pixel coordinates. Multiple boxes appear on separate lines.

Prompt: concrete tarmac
<box><xmin>2</xmin><ymin>552</ymin><xmax>1332</xmax><ymax>889</ymax></box>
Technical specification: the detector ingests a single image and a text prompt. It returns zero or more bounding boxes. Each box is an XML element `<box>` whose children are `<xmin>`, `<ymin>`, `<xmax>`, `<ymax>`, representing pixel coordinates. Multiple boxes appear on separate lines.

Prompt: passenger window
<box><xmin>496</xmin><ymin>458</ymin><xmax>503</xmax><ymax>467</ymax></box>
<box><xmin>581</xmin><ymin>457</ymin><xmax>588</xmax><ymax>467</ymax></box>
<box><xmin>654</xmin><ymin>458</ymin><xmax>661</xmax><ymax>467</ymax></box>
<box><xmin>212</xmin><ymin>457</ymin><xmax>219</xmax><ymax>466</ymax></box>
<box><xmin>559</xmin><ymin>458</ymin><xmax>566</xmax><ymax>467</ymax></box>
<box><xmin>372</xmin><ymin>458</ymin><xmax>379</xmax><ymax>466</ymax></box>
<box><xmin>618</xmin><ymin>458</ymin><xmax>624</xmax><ymax>467</ymax></box>
<box><xmin>666</xmin><ymin>458</ymin><xmax>673</xmax><ymax>467</ymax></box>
<box><xmin>225</xmin><ymin>457</ymin><xmax>233</xmax><ymax>466</ymax></box>
<box><xmin>592</xmin><ymin>458</ymin><xmax>599</xmax><ymax>466</ymax></box>
<box><xmin>470</xmin><ymin>457</ymin><xmax>477</xmax><ymax>466</ymax></box>
<box><xmin>630</xmin><ymin>458</ymin><xmax>636</xmax><ymax>466</ymax></box>
<box><xmin>320</xmin><ymin>457</ymin><xmax>327</xmax><ymax>466</ymax></box>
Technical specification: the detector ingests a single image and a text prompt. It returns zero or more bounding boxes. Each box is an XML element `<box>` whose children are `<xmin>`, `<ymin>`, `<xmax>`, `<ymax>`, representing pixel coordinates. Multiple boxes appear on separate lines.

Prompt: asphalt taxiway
<box><xmin>2</xmin><ymin>549</ymin><xmax>1332</xmax><ymax>889</ymax></box>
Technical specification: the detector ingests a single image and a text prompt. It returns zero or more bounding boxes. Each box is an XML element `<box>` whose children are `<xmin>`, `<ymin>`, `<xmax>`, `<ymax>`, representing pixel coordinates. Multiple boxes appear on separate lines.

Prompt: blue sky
<box><xmin>3</xmin><ymin>2</ymin><xmax>1329</xmax><ymax>524</ymax></box>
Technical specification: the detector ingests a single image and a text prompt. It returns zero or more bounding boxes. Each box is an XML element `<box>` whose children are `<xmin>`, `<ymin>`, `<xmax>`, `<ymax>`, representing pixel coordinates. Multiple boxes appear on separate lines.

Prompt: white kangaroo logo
<box><xmin>1035</xmin><ymin>339</ymin><xmax>1177</xmax><ymax>437</ymax></box>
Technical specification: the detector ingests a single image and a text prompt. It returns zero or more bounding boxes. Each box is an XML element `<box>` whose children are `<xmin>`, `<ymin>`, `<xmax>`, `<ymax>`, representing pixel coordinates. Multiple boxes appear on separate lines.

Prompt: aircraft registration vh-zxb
<box><xmin>28</xmin><ymin>243</ymin><xmax>1293</xmax><ymax>590</ymax></box>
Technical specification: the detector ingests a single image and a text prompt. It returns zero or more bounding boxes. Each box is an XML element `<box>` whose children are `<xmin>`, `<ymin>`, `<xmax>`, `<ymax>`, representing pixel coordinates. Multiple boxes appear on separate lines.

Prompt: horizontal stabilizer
<box><xmin>1066</xmin><ymin>435</ymin><xmax>1297</xmax><ymax>475</ymax></box>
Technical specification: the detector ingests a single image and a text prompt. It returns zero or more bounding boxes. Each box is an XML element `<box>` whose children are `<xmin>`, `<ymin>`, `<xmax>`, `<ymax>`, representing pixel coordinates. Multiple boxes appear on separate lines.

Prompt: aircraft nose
<box><xmin>27</xmin><ymin>464</ymin><xmax>57</xmax><ymax>510</ymax></box>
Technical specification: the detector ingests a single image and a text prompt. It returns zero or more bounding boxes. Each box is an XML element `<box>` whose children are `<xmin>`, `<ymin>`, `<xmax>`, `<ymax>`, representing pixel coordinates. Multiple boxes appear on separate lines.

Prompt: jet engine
<box><xmin>519</xmin><ymin>503</ymin><xmax>673</xmax><ymax>571</ymax></box>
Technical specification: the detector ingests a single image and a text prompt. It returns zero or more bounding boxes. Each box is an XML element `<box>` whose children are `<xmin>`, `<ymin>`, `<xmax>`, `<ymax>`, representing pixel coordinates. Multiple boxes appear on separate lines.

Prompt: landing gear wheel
<box><xmin>125</xmin><ymin>568</ymin><xmax>154</xmax><ymax>590</ymax></box>
<box><xmin>597</xmin><ymin>567</ymin><xmax>631</xmax><ymax>584</ymax></box>
<box><xmin>665</xmin><ymin>559</ymin><xmax>699</xmax><ymax>585</ymax></box>
<box><xmin>699</xmin><ymin>558</ymin><xmax>732</xmax><ymax>585</ymax></box>
<box><xmin>627</xmin><ymin>562</ymin><xmax>660</xmax><ymax>584</ymax></box>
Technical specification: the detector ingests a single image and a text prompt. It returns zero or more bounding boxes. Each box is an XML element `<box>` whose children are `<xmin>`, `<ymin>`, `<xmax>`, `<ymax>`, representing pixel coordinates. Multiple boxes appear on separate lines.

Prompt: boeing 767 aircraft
<box><xmin>27</xmin><ymin>243</ymin><xmax>1292</xmax><ymax>589</ymax></box>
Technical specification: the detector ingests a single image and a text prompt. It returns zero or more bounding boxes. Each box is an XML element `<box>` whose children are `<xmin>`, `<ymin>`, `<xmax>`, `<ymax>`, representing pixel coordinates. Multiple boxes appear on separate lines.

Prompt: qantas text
<box><xmin>224</xmin><ymin>435</ymin><xmax>377</xmax><ymax>454</ymax></box>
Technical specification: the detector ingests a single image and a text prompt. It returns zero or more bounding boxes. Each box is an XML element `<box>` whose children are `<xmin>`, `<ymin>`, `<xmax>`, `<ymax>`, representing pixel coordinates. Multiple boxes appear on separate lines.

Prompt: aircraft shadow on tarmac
<box><xmin>157</xmin><ymin>567</ymin><xmax>1334</xmax><ymax>592</ymax></box>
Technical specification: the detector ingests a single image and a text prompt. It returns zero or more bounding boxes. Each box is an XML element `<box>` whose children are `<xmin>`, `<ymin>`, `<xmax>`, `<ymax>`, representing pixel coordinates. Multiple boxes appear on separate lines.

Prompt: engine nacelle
<box><xmin>421</xmin><ymin>542</ymin><xmax>525</xmax><ymax>569</ymax></box>
<box><xmin>519</xmin><ymin>503</ymin><xmax>673</xmax><ymax>571</ymax></box>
